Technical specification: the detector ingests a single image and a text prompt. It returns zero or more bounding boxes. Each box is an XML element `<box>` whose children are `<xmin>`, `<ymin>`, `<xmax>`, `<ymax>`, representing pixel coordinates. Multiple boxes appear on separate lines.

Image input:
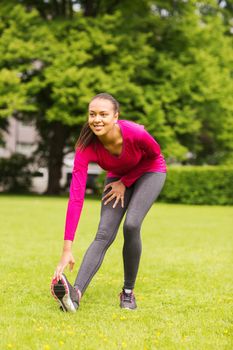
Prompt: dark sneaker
<box><xmin>119</xmin><ymin>289</ymin><xmax>137</xmax><ymax>310</ymax></box>
<box><xmin>51</xmin><ymin>274</ymin><xmax>80</xmax><ymax>312</ymax></box>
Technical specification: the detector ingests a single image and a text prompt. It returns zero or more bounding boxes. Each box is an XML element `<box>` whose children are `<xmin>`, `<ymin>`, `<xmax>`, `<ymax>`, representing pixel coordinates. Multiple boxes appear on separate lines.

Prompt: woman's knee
<box><xmin>123</xmin><ymin>219</ymin><xmax>140</xmax><ymax>236</ymax></box>
<box><xmin>95</xmin><ymin>228</ymin><xmax>114</xmax><ymax>244</ymax></box>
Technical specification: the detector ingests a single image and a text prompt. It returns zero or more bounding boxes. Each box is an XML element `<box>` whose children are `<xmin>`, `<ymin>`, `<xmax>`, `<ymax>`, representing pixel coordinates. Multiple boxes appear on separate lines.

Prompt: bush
<box><xmin>160</xmin><ymin>166</ymin><xmax>233</xmax><ymax>205</ymax></box>
<box><xmin>96</xmin><ymin>166</ymin><xmax>233</xmax><ymax>205</ymax></box>
<box><xmin>0</xmin><ymin>153</ymin><xmax>33</xmax><ymax>193</ymax></box>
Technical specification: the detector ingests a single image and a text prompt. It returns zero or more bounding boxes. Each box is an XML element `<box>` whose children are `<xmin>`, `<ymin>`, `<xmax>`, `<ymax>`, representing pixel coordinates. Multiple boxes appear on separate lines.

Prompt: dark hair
<box><xmin>75</xmin><ymin>93</ymin><xmax>120</xmax><ymax>151</ymax></box>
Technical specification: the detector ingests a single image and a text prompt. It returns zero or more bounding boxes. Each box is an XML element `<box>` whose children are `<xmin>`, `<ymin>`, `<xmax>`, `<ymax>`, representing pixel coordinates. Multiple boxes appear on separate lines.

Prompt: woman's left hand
<box><xmin>102</xmin><ymin>180</ymin><xmax>126</xmax><ymax>208</ymax></box>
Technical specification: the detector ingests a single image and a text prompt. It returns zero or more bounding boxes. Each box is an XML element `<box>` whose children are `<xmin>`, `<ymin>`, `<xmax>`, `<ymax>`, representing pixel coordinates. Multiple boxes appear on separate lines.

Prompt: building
<box><xmin>0</xmin><ymin>117</ymin><xmax>102</xmax><ymax>193</ymax></box>
<box><xmin>0</xmin><ymin>117</ymin><xmax>39</xmax><ymax>158</ymax></box>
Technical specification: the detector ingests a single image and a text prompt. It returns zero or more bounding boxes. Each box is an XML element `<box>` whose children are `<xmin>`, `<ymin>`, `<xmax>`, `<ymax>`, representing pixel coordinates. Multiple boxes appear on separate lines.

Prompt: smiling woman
<box><xmin>75</xmin><ymin>93</ymin><xmax>121</xmax><ymax>152</ymax></box>
<box><xmin>50</xmin><ymin>92</ymin><xmax>167</xmax><ymax>313</ymax></box>
<box><xmin>88</xmin><ymin>97</ymin><xmax>123</xmax><ymax>156</ymax></box>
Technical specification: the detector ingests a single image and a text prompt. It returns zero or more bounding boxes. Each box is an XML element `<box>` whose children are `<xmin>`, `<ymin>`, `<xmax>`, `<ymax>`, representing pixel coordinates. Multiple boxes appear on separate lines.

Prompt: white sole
<box><xmin>51</xmin><ymin>275</ymin><xmax>76</xmax><ymax>312</ymax></box>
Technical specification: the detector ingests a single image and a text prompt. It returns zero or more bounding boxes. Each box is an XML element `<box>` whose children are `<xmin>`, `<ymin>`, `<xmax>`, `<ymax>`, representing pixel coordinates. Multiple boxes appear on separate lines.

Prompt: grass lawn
<box><xmin>0</xmin><ymin>195</ymin><xmax>232</xmax><ymax>350</ymax></box>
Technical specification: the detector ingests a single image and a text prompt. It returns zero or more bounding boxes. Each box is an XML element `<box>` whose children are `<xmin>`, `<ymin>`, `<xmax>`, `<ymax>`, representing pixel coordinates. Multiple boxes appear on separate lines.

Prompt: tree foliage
<box><xmin>0</xmin><ymin>0</ymin><xmax>233</xmax><ymax>192</ymax></box>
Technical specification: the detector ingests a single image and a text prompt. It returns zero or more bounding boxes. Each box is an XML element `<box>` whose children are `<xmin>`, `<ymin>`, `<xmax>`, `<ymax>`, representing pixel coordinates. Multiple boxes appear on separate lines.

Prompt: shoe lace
<box><xmin>120</xmin><ymin>290</ymin><xmax>134</xmax><ymax>303</ymax></box>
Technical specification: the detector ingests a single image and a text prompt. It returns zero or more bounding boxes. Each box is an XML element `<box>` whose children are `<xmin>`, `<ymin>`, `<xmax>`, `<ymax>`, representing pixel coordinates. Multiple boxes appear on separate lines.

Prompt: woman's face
<box><xmin>88</xmin><ymin>98</ymin><xmax>118</xmax><ymax>136</ymax></box>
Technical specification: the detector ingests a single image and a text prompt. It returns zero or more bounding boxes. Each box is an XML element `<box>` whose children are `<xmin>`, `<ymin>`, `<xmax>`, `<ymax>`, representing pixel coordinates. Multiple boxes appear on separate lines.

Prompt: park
<box><xmin>1</xmin><ymin>196</ymin><xmax>232</xmax><ymax>349</ymax></box>
<box><xmin>0</xmin><ymin>1</ymin><xmax>233</xmax><ymax>349</ymax></box>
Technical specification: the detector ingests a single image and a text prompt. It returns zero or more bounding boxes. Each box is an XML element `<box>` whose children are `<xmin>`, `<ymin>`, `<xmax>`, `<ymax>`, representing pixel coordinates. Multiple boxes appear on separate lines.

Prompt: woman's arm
<box><xmin>63</xmin><ymin>240</ymin><xmax>73</xmax><ymax>251</ymax></box>
<box><xmin>64</xmin><ymin>147</ymin><xmax>96</xmax><ymax>241</ymax></box>
<box><xmin>54</xmin><ymin>147</ymin><xmax>94</xmax><ymax>280</ymax></box>
<box><xmin>54</xmin><ymin>242</ymin><xmax>75</xmax><ymax>281</ymax></box>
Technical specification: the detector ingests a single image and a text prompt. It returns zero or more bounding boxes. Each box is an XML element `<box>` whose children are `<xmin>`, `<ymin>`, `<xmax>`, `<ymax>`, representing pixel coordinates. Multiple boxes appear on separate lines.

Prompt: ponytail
<box><xmin>75</xmin><ymin>122</ymin><xmax>96</xmax><ymax>151</ymax></box>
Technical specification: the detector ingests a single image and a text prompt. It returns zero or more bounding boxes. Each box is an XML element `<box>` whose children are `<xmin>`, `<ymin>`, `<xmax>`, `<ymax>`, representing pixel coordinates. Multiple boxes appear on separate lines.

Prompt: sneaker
<box><xmin>50</xmin><ymin>274</ymin><xmax>80</xmax><ymax>312</ymax></box>
<box><xmin>119</xmin><ymin>289</ymin><xmax>137</xmax><ymax>310</ymax></box>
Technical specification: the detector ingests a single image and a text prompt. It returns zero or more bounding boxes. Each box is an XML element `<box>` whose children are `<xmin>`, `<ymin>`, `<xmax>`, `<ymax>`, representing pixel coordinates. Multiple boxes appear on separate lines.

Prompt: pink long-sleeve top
<box><xmin>64</xmin><ymin>119</ymin><xmax>166</xmax><ymax>241</ymax></box>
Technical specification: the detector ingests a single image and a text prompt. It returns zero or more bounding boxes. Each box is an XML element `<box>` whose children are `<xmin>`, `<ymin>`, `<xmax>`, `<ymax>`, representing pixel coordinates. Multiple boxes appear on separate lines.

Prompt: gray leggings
<box><xmin>74</xmin><ymin>172</ymin><xmax>166</xmax><ymax>294</ymax></box>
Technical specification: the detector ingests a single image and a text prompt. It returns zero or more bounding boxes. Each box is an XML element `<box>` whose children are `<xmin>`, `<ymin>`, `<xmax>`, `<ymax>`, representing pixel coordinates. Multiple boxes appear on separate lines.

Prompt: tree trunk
<box><xmin>82</xmin><ymin>0</ymin><xmax>95</xmax><ymax>16</ymax></box>
<box><xmin>46</xmin><ymin>121</ymin><xmax>69</xmax><ymax>194</ymax></box>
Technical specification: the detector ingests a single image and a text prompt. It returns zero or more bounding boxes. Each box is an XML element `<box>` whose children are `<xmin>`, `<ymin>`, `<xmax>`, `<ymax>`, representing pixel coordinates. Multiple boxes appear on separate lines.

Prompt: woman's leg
<box><xmin>122</xmin><ymin>172</ymin><xmax>166</xmax><ymax>290</ymax></box>
<box><xmin>74</xmin><ymin>178</ymin><xmax>133</xmax><ymax>295</ymax></box>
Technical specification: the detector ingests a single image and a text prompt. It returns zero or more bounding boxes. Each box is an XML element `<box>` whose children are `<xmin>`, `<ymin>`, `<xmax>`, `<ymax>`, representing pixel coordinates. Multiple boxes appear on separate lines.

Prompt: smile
<box><xmin>93</xmin><ymin>125</ymin><xmax>104</xmax><ymax>129</ymax></box>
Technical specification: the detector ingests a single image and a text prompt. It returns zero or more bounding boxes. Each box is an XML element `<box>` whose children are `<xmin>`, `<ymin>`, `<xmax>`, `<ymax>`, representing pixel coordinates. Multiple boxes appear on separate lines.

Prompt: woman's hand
<box><xmin>54</xmin><ymin>250</ymin><xmax>75</xmax><ymax>281</ymax></box>
<box><xmin>102</xmin><ymin>180</ymin><xmax>126</xmax><ymax>208</ymax></box>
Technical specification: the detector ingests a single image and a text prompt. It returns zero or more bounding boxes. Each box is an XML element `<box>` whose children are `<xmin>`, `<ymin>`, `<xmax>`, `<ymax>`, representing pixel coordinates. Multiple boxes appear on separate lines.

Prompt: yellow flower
<box><xmin>44</xmin><ymin>345</ymin><xmax>50</xmax><ymax>350</ymax></box>
<box><xmin>120</xmin><ymin>316</ymin><xmax>126</xmax><ymax>320</ymax></box>
<box><xmin>122</xmin><ymin>342</ymin><xmax>127</xmax><ymax>348</ymax></box>
<box><xmin>59</xmin><ymin>340</ymin><xmax>64</xmax><ymax>346</ymax></box>
<box><xmin>7</xmin><ymin>344</ymin><xmax>13</xmax><ymax>349</ymax></box>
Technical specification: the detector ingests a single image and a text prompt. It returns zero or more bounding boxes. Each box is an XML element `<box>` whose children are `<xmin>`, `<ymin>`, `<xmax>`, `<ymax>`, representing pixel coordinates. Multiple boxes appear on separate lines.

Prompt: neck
<box><xmin>98</xmin><ymin>123</ymin><xmax>120</xmax><ymax>146</ymax></box>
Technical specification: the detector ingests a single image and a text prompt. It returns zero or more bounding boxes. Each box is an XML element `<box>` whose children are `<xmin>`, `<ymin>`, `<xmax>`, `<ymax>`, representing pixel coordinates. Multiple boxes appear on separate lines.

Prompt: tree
<box><xmin>0</xmin><ymin>3</ymin><xmax>158</xmax><ymax>192</ymax></box>
<box><xmin>13</xmin><ymin>0</ymin><xmax>233</xmax><ymax>165</ymax></box>
<box><xmin>0</xmin><ymin>1</ymin><xmax>232</xmax><ymax>195</ymax></box>
<box><xmin>127</xmin><ymin>0</ymin><xmax>233</xmax><ymax>164</ymax></box>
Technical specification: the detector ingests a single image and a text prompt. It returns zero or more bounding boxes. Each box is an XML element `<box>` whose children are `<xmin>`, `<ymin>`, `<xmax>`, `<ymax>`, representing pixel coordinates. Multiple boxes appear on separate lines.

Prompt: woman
<box><xmin>50</xmin><ymin>93</ymin><xmax>166</xmax><ymax>312</ymax></box>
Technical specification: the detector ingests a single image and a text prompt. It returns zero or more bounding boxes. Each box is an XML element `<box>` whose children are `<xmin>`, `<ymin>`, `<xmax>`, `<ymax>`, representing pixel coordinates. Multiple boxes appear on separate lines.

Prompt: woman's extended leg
<box><xmin>74</xmin><ymin>178</ymin><xmax>133</xmax><ymax>295</ymax></box>
<box><xmin>122</xmin><ymin>172</ymin><xmax>166</xmax><ymax>290</ymax></box>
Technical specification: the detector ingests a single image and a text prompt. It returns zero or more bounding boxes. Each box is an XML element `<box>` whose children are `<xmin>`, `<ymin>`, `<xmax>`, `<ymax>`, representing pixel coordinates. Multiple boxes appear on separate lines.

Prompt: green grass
<box><xmin>0</xmin><ymin>195</ymin><xmax>233</xmax><ymax>350</ymax></box>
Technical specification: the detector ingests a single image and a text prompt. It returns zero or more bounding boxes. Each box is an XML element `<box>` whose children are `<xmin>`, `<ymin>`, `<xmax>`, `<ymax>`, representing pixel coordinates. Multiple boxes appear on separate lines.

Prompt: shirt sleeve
<box><xmin>120</xmin><ymin>128</ymin><xmax>161</xmax><ymax>188</ymax></box>
<box><xmin>64</xmin><ymin>148</ymin><xmax>90</xmax><ymax>241</ymax></box>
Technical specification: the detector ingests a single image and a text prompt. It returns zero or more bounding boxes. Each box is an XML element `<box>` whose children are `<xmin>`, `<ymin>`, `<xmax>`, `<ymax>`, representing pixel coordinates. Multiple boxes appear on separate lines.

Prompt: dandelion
<box><xmin>59</xmin><ymin>340</ymin><xmax>64</xmax><ymax>346</ymax></box>
<box><xmin>122</xmin><ymin>342</ymin><xmax>127</xmax><ymax>348</ymax></box>
<box><xmin>120</xmin><ymin>316</ymin><xmax>126</xmax><ymax>320</ymax></box>
<box><xmin>7</xmin><ymin>344</ymin><xmax>13</xmax><ymax>349</ymax></box>
<box><xmin>156</xmin><ymin>331</ymin><xmax>161</xmax><ymax>337</ymax></box>
<box><xmin>44</xmin><ymin>345</ymin><xmax>50</xmax><ymax>350</ymax></box>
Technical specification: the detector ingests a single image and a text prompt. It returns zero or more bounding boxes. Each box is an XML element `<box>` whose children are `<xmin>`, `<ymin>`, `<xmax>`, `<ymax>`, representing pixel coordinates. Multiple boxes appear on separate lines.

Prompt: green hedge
<box><xmin>0</xmin><ymin>153</ymin><xmax>32</xmax><ymax>193</ymax></box>
<box><xmin>96</xmin><ymin>166</ymin><xmax>233</xmax><ymax>205</ymax></box>
<box><xmin>159</xmin><ymin>166</ymin><xmax>233</xmax><ymax>205</ymax></box>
